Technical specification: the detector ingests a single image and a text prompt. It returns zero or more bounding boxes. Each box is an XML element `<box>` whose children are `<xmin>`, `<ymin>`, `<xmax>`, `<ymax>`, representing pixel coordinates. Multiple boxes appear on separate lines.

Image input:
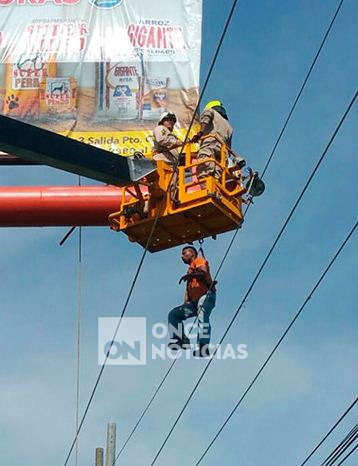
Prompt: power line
<box><xmin>194</xmin><ymin>220</ymin><xmax>358</xmax><ymax>466</ymax></box>
<box><xmin>261</xmin><ymin>0</ymin><xmax>345</xmax><ymax>178</ymax></box>
<box><xmin>324</xmin><ymin>426</ymin><xmax>358</xmax><ymax>465</ymax></box>
<box><xmin>112</xmin><ymin>1</ymin><xmax>346</xmax><ymax>460</ymax></box>
<box><xmin>178</xmin><ymin>0</ymin><xmax>240</xmax><ymax>147</ymax></box>
<box><xmin>336</xmin><ymin>443</ymin><xmax>358</xmax><ymax>465</ymax></box>
<box><xmin>322</xmin><ymin>426</ymin><xmax>358</xmax><ymax>466</ymax></box>
<box><xmin>299</xmin><ymin>398</ymin><xmax>358</xmax><ymax>466</ymax></box>
<box><xmin>115</xmin><ymin>359</ymin><xmax>176</xmax><ymax>460</ymax></box>
<box><xmin>63</xmin><ymin>1</ymin><xmax>240</xmax><ymax>464</ymax></box>
<box><xmin>149</xmin><ymin>90</ymin><xmax>358</xmax><ymax>465</ymax></box>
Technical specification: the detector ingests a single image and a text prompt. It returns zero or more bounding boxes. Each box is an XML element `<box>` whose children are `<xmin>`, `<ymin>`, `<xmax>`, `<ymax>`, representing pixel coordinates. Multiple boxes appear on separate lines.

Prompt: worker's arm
<box><xmin>194</xmin><ymin>258</ymin><xmax>216</xmax><ymax>287</ymax></box>
<box><xmin>191</xmin><ymin>109</ymin><xmax>213</xmax><ymax>142</ymax></box>
<box><xmin>179</xmin><ymin>269</ymin><xmax>206</xmax><ymax>284</ymax></box>
<box><xmin>195</xmin><ymin>266</ymin><xmax>214</xmax><ymax>286</ymax></box>
<box><xmin>153</xmin><ymin>126</ymin><xmax>182</xmax><ymax>150</ymax></box>
<box><xmin>194</xmin><ymin>264</ymin><xmax>209</xmax><ymax>274</ymax></box>
<box><xmin>179</xmin><ymin>260</ymin><xmax>210</xmax><ymax>284</ymax></box>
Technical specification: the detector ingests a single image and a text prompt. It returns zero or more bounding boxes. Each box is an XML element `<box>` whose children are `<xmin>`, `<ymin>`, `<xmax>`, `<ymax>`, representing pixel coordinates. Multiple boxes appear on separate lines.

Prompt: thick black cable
<box><xmin>59</xmin><ymin>226</ymin><xmax>76</xmax><ymax>246</ymax></box>
<box><xmin>336</xmin><ymin>442</ymin><xmax>358</xmax><ymax>465</ymax></box>
<box><xmin>176</xmin><ymin>0</ymin><xmax>240</xmax><ymax>151</ymax></box>
<box><xmin>149</xmin><ymin>90</ymin><xmax>358</xmax><ymax>465</ymax></box>
<box><xmin>260</xmin><ymin>0</ymin><xmax>345</xmax><ymax>178</ymax></box>
<box><xmin>115</xmin><ymin>359</ymin><xmax>177</xmax><ymax>459</ymax></box>
<box><xmin>112</xmin><ymin>1</ymin><xmax>346</xmax><ymax>460</ymax></box>
<box><xmin>298</xmin><ymin>398</ymin><xmax>358</xmax><ymax>466</ymax></box>
<box><xmin>323</xmin><ymin>428</ymin><xmax>358</xmax><ymax>466</ymax></box>
<box><xmin>195</xmin><ymin>220</ymin><xmax>358</xmax><ymax>466</ymax></box>
<box><xmin>321</xmin><ymin>424</ymin><xmax>358</xmax><ymax>466</ymax></box>
<box><xmin>63</xmin><ymin>1</ymin><xmax>240</xmax><ymax>464</ymax></box>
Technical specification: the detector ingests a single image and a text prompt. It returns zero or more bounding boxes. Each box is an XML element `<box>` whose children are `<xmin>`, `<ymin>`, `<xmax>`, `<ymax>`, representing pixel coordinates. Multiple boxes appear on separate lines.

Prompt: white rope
<box><xmin>75</xmin><ymin>175</ymin><xmax>82</xmax><ymax>466</ymax></box>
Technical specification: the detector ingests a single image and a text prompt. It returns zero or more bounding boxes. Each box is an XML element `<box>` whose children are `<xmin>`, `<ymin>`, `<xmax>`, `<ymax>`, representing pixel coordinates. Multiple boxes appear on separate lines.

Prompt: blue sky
<box><xmin>1</xmin><ymin>1</ymin><xmax>357</xmax><ymax>465</ymax></box>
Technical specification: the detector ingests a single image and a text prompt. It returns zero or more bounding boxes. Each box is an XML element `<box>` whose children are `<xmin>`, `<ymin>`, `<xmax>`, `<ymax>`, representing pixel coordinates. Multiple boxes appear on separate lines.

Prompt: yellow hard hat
<box><xmin>205</xmin><ymin>100</ymin><xmax>223</xmax><ymax>109</ymax></box>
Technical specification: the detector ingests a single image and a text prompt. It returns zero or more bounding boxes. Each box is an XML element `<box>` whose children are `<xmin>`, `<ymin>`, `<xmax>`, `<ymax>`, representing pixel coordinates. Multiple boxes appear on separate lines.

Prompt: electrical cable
<box><xmin>322</xmin><ymin>426</ymin><xmax>358</xmax><ymax>466</ymax></box>
<box><xmin>63</xmin><ymin>1</ymin><xmax>240</xmax><ymax>464</ymax></box>
<box><xmin>298</xmin><ymin>397</ymin><xmax>358</xmax><ymax>466</ymax></box>
<box><xmin>111</xmin><ymin>1</ymin><xmax>346</xmax><ymax>461</ymax></box>
<box><xmin>336</xmin><ymin>443</ymin><xmax>358</xmax><ymax>465</ymax></box>
<box><xmin>260</xmin><ymin>0</ymin><xmax>345</xmax><ymax>178</ymax></box>
<box><xmin>149</xmin><ymin>89</ymin><xmax>358</xmax><ymax>465</ymax></box>
<box><xmin>194</xmin><ymin>221</ymin><xmax>357</xmax><ymax>466</ymax></box>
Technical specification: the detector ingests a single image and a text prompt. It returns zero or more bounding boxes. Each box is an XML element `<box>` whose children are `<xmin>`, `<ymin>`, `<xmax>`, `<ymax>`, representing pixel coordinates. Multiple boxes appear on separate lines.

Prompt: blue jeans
<box><xmin>168</xmin><ymin>291</ymin><xmax>216</xmax><ymax>345</ymax></box>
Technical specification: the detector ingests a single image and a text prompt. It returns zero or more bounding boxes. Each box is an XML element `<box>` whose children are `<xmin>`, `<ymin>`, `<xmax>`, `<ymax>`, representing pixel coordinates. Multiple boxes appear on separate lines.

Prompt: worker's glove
<box><xmin>190</xmin><ymin>131</ymin><xmax>203</xmax><ymax>144</ymax></box>
<box><xmin>179</xmin><ymin>274</ymin><xmax>191</xmax><ymax>284</ymax></box>
<box><xmin>179</xmin><ymin>270</ymin><xmax>207</xmax><ymax>284</ymax></box>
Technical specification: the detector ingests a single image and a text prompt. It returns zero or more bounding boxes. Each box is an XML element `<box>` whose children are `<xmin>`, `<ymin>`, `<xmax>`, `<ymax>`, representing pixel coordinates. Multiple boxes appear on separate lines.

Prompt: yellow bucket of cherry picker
<box><xmin>109</xmin><ymin>135</ymin><xmax>247</xmax><ymax>252</ymax></box>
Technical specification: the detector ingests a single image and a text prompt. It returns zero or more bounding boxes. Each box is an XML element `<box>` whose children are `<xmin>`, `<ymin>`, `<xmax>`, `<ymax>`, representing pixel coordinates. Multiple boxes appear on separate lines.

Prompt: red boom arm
<box><xmin>0</xmin><ymin>186</ymin><xmax>127</xmax><ymax>227</ymax></box>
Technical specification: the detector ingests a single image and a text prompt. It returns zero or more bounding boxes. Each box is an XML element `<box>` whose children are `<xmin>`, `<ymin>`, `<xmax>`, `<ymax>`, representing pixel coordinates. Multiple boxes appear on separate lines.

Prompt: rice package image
<box><xmin>142</xmin><ymin>77</ymin><xmax>169</xmax><ymax>121</ymax></box>
<box><xmin>97</xmin><ymin>61</ymin><xmax>141</xmax><ymax>120</ymax></box>
<box><xmin>96</xmin><ymin>61</ymin><xmax>169</xmax><ymax>122</ymax></box>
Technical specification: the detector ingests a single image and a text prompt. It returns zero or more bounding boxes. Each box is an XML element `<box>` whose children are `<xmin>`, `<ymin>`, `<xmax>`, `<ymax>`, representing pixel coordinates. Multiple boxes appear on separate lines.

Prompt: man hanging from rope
<box><xmin>168</xmin><ymin>244</ymin><xmax>216</xmax><ymax>358</ymax></box>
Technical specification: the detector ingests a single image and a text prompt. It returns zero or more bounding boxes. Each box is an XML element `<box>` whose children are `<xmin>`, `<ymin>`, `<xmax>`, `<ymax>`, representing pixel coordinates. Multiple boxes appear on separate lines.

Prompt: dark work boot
<box><xmin>168</xmin><ymin>335</ymin><xmax>190</xmax><ymax>350</ymax></box>
<box><xmin>193</xmin><ymin>343</ymin><xmax>210</xmax><ymax>358</ymax></box>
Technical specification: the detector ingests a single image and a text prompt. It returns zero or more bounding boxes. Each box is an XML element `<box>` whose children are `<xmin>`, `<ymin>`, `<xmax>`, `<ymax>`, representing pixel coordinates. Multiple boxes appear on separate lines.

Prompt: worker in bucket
<box><xmin>152</xmin><ymin>112</ymin><xmax>183</xmax><ymax>165</ymax></box>
<box><xmin>168</xmin><ymin>245</ymin><xmax>216</xmax><ymax>358</ymax></box>
<box><xmin>191</xmin><ymin>100</ymin><xmax>245</xmax><ymax>179</ymax></box>
<box><xmin>152</xmin><ymin>111</ymin><xmax>184</xmax><ymax>202</ymax></box>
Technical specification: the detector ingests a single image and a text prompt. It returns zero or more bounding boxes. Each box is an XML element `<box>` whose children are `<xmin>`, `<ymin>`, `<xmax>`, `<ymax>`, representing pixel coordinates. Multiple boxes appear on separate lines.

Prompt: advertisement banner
<box><xmin>0</xmin><ymin>0</ymin><xmax>202</xmax><ymax>155</ymax></box>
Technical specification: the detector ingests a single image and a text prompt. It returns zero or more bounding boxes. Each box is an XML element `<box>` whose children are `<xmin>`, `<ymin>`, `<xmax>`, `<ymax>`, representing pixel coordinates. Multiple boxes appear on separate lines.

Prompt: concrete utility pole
<box><xmin>105</xmin><ymin>422</ymin><xmax>117</xmax><ymax>466</ymax></box>
<box><xmin>95</xmin><ymin>448</ymin><xmax>104</xmax><ymax>466</ymax></box>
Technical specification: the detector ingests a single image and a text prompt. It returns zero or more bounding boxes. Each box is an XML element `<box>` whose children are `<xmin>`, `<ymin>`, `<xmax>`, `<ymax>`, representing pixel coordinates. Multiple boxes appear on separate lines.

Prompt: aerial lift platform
<box><xmin>0</xmin><ymin>116</ymin><xmax>264</xmax><ymax>252</ymax></box>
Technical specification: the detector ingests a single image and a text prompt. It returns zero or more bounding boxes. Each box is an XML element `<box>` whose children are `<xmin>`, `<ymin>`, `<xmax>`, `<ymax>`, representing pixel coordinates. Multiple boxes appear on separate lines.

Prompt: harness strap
<box><xmin>198</xmin><ymin>238</ymin><xmax>206</xmax><ymax>258</ymax></box>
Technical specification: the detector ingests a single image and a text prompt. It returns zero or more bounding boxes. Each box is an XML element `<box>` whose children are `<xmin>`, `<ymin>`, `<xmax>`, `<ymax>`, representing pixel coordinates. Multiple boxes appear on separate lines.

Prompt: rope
<box><xmin>75</xmin><ymin>225</ymin><xmax>82</xmax><ymax>466</ymax></box>
<box><xmin>75</xmin><ymin>174</ymin><xmax>82</xmax><ymax>466</ymax></box>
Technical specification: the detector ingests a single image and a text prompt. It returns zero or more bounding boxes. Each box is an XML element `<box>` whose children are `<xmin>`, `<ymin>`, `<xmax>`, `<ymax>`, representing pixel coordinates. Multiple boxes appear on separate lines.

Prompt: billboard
<box><xmin>0</xmin><ymin>0</ymin><xmax>202</xmax><ymax>155</ymax></box>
